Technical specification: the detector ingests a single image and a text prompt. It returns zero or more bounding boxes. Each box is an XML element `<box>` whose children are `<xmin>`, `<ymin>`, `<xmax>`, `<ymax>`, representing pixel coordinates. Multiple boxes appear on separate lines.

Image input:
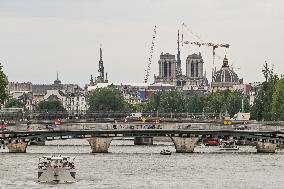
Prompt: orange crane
<box><xmin>144</xmin><ymin>25</ymin><xmax>157</xmax><ymax>83</ymax></box>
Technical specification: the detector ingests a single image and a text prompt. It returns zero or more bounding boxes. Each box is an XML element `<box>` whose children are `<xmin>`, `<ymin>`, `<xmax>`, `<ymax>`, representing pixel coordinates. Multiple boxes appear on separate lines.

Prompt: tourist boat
<box><xmin>160</xmin><ymin>149</ymin><xmax>172</xmax><ymax>155</ymax></box>
<box><xmin>38</xmin><ymin>155</ymin><xmax>76</xmax><ymax>183</ymax></box>
<box><xmin>219</xmin><ymin>139</ymin><xmax>239</xmax><ymax>151</ymax></box>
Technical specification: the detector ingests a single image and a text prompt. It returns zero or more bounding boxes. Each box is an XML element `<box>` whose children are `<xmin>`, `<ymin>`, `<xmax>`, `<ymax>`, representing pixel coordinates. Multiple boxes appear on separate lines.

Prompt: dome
<box><xmin>213</xmin><ymin>56</ymin><xmax>239</xmax><ymax>83</ymax></box>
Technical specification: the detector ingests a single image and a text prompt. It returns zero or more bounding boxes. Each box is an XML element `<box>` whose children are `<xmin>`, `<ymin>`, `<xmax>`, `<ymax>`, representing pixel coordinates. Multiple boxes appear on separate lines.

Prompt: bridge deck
<box><xmin>1</xmin><ymin>129</ymin><xmax>284</xmax><ymax>140</ymax></box>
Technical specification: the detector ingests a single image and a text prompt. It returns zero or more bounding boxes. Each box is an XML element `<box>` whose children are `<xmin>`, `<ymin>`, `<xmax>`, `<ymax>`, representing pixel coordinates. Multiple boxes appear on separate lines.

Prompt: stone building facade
<box><xmin>8</xmin><ymin>82</ymin><xmax>32</xmax><ymax>93</ymax></box>
<box><xmin>8</xmin><ymin>74</ymin><xmax>87</xmax><ymax>114</ymax></box>
<box><xmin>186</xmin><ymin>53</ymin><xmax>204</xmax><ymax>86</ymax></box>
<box><xmin>44</xmin><ymin>89</ymin><xmax>87</xmax><ymax>115</ymax></box>
<box><xmin>154</xmin><ymin>53</ymin><xmax>177</xmax><ymax>85</ymax></box>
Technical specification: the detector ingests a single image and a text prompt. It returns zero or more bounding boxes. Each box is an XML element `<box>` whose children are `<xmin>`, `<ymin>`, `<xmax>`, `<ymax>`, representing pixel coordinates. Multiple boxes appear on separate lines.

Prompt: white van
<box><xmin>127</xmin><ymin>113</ymin><xmax>142</xmax><ymax>120</ymax></box>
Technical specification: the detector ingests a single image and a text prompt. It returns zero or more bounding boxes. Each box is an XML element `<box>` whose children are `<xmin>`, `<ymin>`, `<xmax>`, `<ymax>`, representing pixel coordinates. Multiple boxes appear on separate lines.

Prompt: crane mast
<box><xmin>144</xmin><ymin>25</ymin><xmax>157</xmax><ymax>83</ymax></box>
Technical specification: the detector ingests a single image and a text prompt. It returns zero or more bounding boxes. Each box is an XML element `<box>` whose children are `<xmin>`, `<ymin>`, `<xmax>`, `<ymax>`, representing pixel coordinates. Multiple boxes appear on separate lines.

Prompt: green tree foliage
<box><xmin>88</xmin><ymin>87</ymin><xmax>131</xmax><ymax>112</ymax></box>
<box><xmin>37</xmin><ymin>100</ymin><xmax>65</xmax><ymax>112</ymax></box>
<box><xmin>143</xmin><ymin>92</ymin><xmax>161</xmax><ymax>112</ymax></box>
<box><xmin>251</xmin><ymin>64</ymin><xmax>279</xmax><ymax>121</ymax></box>
<box><xmin>159</xmin><ymin>90</ymin><xmax>185</xmax><ymax>112</ymax></box>
<box><xmin>5</xmin><ymin>98</ymin><xmax>25</xmax><ymax>109</ymax></box>
<box><xmin>0</xmin><ymin>63</ymin><xmax>8</xmax><ymax>106</ymax></box>
<box><xmin>204</xmin><ymin>91</ymin><xmax>226</xmax><ymax>114</ymax></box>
<box><xmin>204</xmin><ymin>90</ymin><xmax>242</xmax><ymax>116</ymax></box>
<box><xmin>271</xmin><ymin>79</ymin><xmax>284</xmax><ymax>120</ymax></box>
<box><xmin>143</xmin><ymin>89</ymin><xmax>243</xmax><ymax>116</ymax></box>
<box><xmin>242</xmin><ymin>96</ymin><xmax>250</xmax><ymax>113</ymax></box>
<box><xmin>144</xmin><ymin>90</ymin><xmax>185</xmax><ymax>113</ymax></box>
<box><xmin>226</xmin><ymin>91</ymin><xmax>243</xmax><ymax>116</ymax></box>
<box><xmin>133</xmin><ymin>103</ymin><xmax>145</xmax><ymax>113</ymax></box>
<box><xmin>184</xmin><ymin>95</ymin><xmax>204</xmax><ymax>113</ymax></box>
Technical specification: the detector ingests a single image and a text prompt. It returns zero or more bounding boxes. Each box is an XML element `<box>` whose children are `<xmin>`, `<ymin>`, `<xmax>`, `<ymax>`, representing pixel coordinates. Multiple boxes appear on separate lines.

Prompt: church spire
<box><xmin>97</xmin><ymin>46</ymin><xmax>105</xmax><ymax>83</ymax></box>
<box><xmin>176</xmin><ymin>29</ymin><xmax>182</xmax><ymax>77</ymax></box>
<box><xmin>54</xmin><ymin>71</ymin><xmax>61</xmax><ymax>85</ymax></box>
<box><xmin>90</xmin><ymin>74</ymin><xmax>94</xmax><ymax>86</ymax></box>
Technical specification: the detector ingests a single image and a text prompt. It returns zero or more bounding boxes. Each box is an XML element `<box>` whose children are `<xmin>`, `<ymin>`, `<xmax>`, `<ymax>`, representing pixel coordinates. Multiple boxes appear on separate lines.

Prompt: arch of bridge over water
<box><xmin>1</xmin><ymin>128</ymin><xmax>284</xmax><ymax>153</ymax></box>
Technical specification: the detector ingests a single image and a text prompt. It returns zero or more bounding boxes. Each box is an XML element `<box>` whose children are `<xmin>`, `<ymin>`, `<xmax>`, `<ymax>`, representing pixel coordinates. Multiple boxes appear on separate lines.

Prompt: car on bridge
<box><xmin>0</xmin><ymin>120</ymin><xmax>8</xmax><ymax>131</ymax></box>
<box><xmin>0</xmin><ymin>124</ymin><xmax>7</xmax><ymax>131</ymax></box>
<box><xmin>232</xmin><ymin>124</ymin><xmax>250</xmax><ymax>130</ymax></box>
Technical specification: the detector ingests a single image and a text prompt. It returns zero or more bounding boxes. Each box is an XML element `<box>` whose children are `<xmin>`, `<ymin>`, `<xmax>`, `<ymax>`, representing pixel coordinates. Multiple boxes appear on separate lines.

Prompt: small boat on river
<box><xmin>219</xmin><ymin>140</ymin><xmax>239</xmax><ymax>151</ymax></box>
<box><xmin>160</xmin><ymin>149</ymin><xmax>172</xmax><ymax>155</ymax></box>
<box><xmin>38</xmin><ymin>155</ymin><xmax>76</xmax><ymax>183</ymax></box>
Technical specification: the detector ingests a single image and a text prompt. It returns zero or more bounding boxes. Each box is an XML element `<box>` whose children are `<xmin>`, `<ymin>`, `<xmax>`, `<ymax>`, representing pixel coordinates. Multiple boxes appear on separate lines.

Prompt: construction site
<box><xmin>86</xmin><ymin>23</ymin><xmax>248</xmax><ymax>103</ymax></box>
<box><xmin>144</xmin><ymin>23</ymin><xmax>236</xmax><ymax>89</ymax></box>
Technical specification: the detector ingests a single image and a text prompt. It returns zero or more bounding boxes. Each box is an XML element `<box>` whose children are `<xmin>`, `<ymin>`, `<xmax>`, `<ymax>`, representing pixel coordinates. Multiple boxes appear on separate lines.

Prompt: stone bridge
<box><xmin>1</xmin><ymin>129</ymin><xmax>284</xmax><ymax>153</ymax></box>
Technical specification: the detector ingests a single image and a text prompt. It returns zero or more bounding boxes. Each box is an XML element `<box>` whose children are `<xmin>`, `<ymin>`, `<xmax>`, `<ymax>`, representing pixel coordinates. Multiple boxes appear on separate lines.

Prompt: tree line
<box><xmin>138</xmin><ymin>89</ymin><xmax>249</xmax><ymax>117</ymax></box>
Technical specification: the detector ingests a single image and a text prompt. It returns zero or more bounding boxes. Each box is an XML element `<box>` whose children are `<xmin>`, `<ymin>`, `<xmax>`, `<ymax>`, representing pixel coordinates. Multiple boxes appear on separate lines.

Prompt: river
<box><xmin>0</xmin><ymin>139</ymin><xmax>283</xmax><ymax>189</ymax></box>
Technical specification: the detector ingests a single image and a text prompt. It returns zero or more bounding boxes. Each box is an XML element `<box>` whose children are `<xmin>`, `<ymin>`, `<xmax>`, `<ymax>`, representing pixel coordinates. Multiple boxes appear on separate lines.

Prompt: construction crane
<box><xmin>181</xmin><ymin>22</ymin><xmax>229</xmax><ymax>68</ymax></box>
<box><xmin>184</xmin><ymin>41</ymin><xmax>229</xmax><ymax>65</ymax></box>
<box><xmin>183</xmin><ymin>40</ymin><xmax>229</xmax><ymax>82</ymax></box>
<box><xmin>144</xmin><ymin>25</ymin><xmax>157</xmax><ymax>83</ymax></box>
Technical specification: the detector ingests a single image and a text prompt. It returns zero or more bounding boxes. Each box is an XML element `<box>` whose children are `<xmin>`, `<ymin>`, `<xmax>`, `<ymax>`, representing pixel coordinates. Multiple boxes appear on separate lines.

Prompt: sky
<box><xmin>0</xmin><ymin>0</ymin><xmax>284</xmax><ymax>86</ymax></box>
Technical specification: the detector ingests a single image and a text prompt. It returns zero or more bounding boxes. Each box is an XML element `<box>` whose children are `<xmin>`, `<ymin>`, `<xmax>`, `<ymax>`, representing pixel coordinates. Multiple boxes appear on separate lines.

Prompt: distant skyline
<box><xmin>1</xmin><ymin>0</ymin><xmax>284</xmax><ymax>86</ymax></box>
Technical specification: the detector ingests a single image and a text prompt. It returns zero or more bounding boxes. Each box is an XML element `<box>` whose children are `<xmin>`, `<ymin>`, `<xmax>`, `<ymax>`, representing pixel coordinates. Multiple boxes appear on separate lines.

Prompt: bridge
<box><xmin>1</xmin><ymin>127</ymin><xmax>284</xmax><ymax>153</ymax></box>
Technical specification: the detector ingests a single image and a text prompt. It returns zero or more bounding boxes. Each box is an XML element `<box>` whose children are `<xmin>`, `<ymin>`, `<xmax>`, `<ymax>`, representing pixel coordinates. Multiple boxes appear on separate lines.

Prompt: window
<box><xmin>191</xmin><ymin>63</ymin><xmax>194</xmax><ymax>77</ymax></box>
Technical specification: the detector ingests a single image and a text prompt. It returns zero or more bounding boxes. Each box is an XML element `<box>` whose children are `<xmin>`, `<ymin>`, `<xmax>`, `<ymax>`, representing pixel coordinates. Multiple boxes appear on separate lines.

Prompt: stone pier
<box><xmin>171</xmin><ymin>137</ymin><xmax>199</xmax><ymax>153</ymax></box>
<box><xmin>134</xmin><ymin>137</ymin><xmax>153</xmax><ymax>145</ymax></box>
<box><xmin>6</xmin><ymin>142</ymin><xmax>28</xmax><ymax>153</ymax></box>
<box><xmin>256</xmin><ymin>142</ymin><xmax>277</xmax><ymax>153</ymax></box>
<box><xmin>87</xmin><ymin>137</ymin><xmax>113</xmax><ymax>153</ymax></box>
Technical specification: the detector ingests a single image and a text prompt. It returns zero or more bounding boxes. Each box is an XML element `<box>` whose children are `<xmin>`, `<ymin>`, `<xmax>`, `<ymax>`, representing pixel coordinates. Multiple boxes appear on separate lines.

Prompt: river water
<box><xmin>0</xmin><ymin>139</ymin><xmax>283</xmax><ymax>189</ymax></box>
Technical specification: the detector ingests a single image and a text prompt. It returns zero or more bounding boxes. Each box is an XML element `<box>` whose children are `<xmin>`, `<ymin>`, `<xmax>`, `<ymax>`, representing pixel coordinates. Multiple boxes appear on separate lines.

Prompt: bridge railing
<box><xmin>2</xmin><ymin>110</ymin><xmax>223</xmax><ymax>121</ymax></box>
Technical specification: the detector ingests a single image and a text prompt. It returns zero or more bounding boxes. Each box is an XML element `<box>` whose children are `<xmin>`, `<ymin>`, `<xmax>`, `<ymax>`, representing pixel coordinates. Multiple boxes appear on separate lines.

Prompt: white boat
<box><xmin>160</xmin><ymin>149</ymin><xmax>172</xmax><ymax>155</ymax></box>
<box><xmin>38</xmin><ymin>155</ymin><xmax>76</xmax><ymax>183</ymax></box>
<box><xmin>219</xmin><ymin>140</ymin><xmax>239</xmax><ymax>151</ymax></box>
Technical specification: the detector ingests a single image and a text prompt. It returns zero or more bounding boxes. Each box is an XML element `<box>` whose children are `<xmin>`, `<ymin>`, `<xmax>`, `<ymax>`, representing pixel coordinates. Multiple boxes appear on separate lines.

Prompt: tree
<box><xmin>5</xmin><ymin>98</ymin><xmax>25</xmax><ymax>109</ymax></box>
<box><xmin>144</xmin><ymin>90</ymin><xmax>185</xmax><ymax>113</ymax></box>
<box><xmin>271</xmin><ymin>79</ymin><xmax>284</xmax><ymax>120</ymax></box>
<box><xmin>204</xmin><ymin>90</ymin><xmax>242</xmax><ymax>117</ymax></box>
<box><xmin>224</xmin><ymin>91</ymin><xmax>242</xmax><ymax>116</ymax></box>
<box><xmin>251</xmin><ymin>63</ymin><xmax>279</xmax><ymax>121</ymax></box>
<box><xmin>143</xmin><ymin>92</ymin><xmax>162</xmax><ymax>112</ymax></box>
<box><xmin>204</xmin><ymin>91</ymin><xmax>227</xmax><ymax>114</ymax></box>
<box><xmin>242</xmin><ymin>96</ymin><xmax>250</xmax><ymax>113</ymax></box>
<box><xmin>0</xmin><ymin>63</ymin><xmax>8</xmax><ymax>106</ymax></box>
<box><xmin>37</xmin><ymin>100</ymin><xmax>65</xmax><ymax>112</ymax></box>
<box><xmin>88</xmin><ymin>87</ymin><xmax>129</xmax><ymax>112</ymax></box>
<box><xmin>184</xmin><ymin>95</ymin><xmax>204</xmax><ymax>113</ymax></box>
<box><xmin>159</xmin><ymin>90</ymin><xmax>185</xmax><ymax>112</ymax></box>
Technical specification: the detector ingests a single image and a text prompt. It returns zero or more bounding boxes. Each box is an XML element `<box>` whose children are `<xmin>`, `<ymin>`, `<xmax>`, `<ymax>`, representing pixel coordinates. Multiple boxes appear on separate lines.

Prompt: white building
<box><xmin>44</xmin><ymin>90</ymin><xmax>87</xmax><ymax>115</ymax></box>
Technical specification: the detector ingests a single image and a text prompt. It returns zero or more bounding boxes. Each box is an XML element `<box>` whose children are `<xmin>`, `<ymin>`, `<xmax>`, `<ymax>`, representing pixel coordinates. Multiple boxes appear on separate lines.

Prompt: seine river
<box><xmin>0</xmin><ymin>139</ymin><xmax>283</xmax><ymax>189</ymax></box>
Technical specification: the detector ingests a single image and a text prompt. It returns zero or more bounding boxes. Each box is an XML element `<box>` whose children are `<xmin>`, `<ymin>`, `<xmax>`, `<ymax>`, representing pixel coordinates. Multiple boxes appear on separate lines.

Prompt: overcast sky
<box><xmin>0</xmin><ymin>0</ymin><xmax>283</xmax><ymax>86</ymax></box>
